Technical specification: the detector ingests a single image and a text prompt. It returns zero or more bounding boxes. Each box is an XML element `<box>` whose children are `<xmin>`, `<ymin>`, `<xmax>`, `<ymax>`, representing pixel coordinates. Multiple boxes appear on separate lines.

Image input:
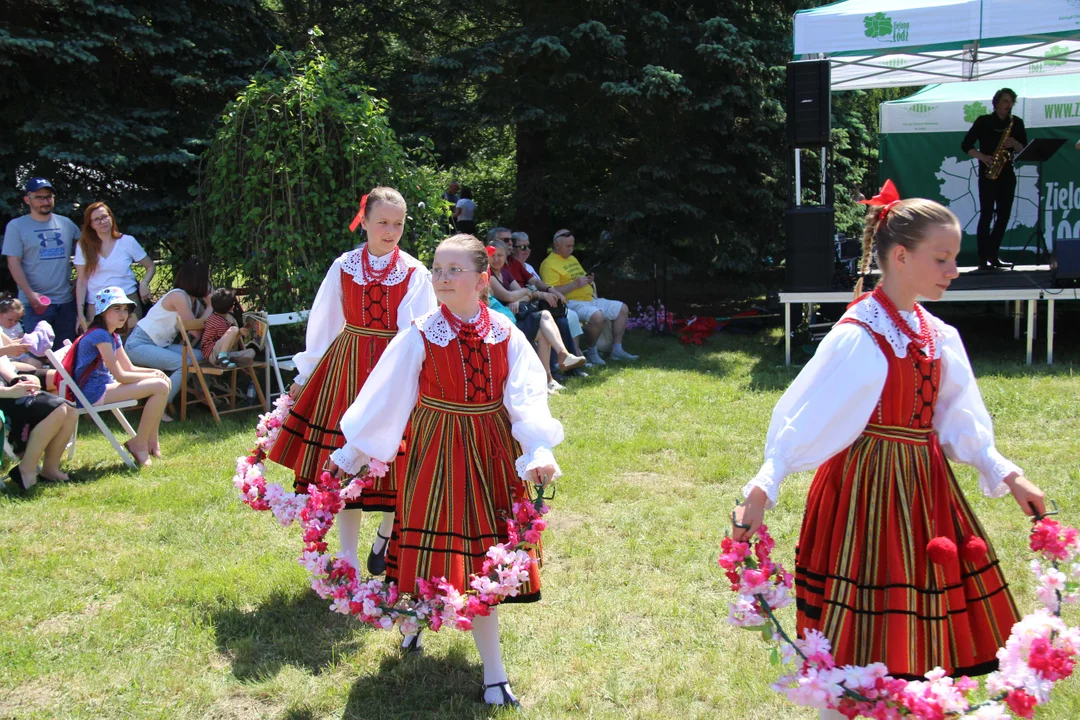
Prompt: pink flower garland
<box><xmin>720</xmin><ymin>519</ymin><xmax>1080</xmax><ymax>719</ymax></box>
<box><xmin>231</xmin><ymin>394</ymin><xmax>552</xmax><ymax>634</ymax></box>
<box><xmin>299</xmin><ymin>469</ymin><xmax>550</xmax><ymax>633</ymax></box>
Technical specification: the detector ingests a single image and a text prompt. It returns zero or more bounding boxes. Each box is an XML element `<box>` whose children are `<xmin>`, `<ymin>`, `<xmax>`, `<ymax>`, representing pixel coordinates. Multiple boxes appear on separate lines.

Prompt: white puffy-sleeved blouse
<box><xmin>330</xmin><ymin>307</ymin><xmax>564</xmax><ymax>481</ymax></box>
<box><xmin>743</xmin><ymin>295</ymin><xmax>1022</xmax><ymax>509</ymax></box>
<box><xmin>292</xmin><ymin>246</ymin><xmax>436</xmax><ymax>385</ymax></box>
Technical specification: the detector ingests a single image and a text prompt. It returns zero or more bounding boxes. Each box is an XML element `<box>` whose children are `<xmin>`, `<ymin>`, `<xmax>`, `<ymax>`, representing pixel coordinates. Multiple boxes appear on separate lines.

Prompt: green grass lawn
<box><xmin>2</xmin><ymin>314</ymin><xmax>1079</xmax><ymax>719</ymax></box>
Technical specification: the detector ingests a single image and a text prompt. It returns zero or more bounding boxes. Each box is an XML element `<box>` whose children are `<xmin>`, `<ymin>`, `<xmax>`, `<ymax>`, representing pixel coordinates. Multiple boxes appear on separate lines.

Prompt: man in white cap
<box><xmin>2</xmin><ymin>177</ymin><xmax>79</xmax><ymax>348</ymax></box>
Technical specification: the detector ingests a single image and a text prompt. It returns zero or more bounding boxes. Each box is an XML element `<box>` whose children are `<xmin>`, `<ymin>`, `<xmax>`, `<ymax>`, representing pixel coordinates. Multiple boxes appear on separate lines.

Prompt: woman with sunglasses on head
<box><xmin>75</xmin><ymin>202</ymin><xmax>156</xmax><ymax>332</ymax></box>
<box><xmin>269</xmin><ymin>187</ymin><xmax>436</xmax><ymax>576</ymax></box>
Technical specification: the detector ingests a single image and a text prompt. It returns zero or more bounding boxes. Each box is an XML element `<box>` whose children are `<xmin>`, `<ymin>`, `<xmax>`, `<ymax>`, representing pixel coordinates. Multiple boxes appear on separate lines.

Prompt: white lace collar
<box><xmin>417</xmin><ymin>306</ymin><xmax>511</xmax><ymax>347</ymax></box>
<box><xmin>340</xmin><ymin>244</ymin><xmax>421</xmax><ymax>287</ymax></box>
<box><xmin>842</xmin><ymin>294</ymin><xmax>945</xmax><ymax>359</ymax></box>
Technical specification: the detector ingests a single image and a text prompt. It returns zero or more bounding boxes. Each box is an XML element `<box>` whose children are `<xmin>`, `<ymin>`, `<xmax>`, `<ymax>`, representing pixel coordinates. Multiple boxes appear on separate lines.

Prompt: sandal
<box><xmin>123</xmin><ymin>441</ymin><xmax>151</xmax><ymax>467</ymax></box>
<box><xmin>6</xmin><ymin>466</ymin><xmax>31</xmax><ymax>492</ymax></box>
<box><xmin>367</xmin><ymin>531</ymin><xmax>391</xmax><ymax>575</ymax></box>
<box><xmin>480</xmin><ymin>681</ymin><xmax>520</xmax><ymax>709</ymax></box>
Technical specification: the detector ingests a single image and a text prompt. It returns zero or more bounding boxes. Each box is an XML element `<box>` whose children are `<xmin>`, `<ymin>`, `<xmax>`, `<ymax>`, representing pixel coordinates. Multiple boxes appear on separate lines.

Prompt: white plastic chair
<box><xmin>264</xmin><ymin>310</ymin><xmax>309</xmax><ymax>403</ymax></box>
<box><xmin>45</xmin><ymin>348</ymin><xmax>139</xmax><ymax>470</ymax></box>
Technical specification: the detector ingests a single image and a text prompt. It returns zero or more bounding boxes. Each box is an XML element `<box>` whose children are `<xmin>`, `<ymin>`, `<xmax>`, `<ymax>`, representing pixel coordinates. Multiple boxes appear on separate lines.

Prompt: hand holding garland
<box><xmin>720</xmin><ymin>503</ymin><xmax>1080</xmax><ymax>719</ymax></box>
<box><xmin>232</xmin><ymin>395</ymin><xmax>555</xmax><ymax>634</ymax></box>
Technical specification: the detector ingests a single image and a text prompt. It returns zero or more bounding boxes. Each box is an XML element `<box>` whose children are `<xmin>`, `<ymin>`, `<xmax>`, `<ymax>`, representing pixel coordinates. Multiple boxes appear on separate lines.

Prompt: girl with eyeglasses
<box><xmin>330</xmin><ymin>233</ymin><xmax>561</xmax><ymax>708</ymax></box>
<box><xmin>268</xmin><ymin>186</ymin><xmax>436</xmax><ymax>577</ymax></box>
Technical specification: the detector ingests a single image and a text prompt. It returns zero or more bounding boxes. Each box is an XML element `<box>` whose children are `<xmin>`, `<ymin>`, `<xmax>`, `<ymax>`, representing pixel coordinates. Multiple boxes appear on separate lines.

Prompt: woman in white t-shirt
<box><xmin>75</xmin><ymin>203</ymin><xmax>156</xmax><ymax>331</ymax></box>
<box><xmin>453</xmin><ymin>186</ymin><xmax>477</xmax><ymax>235</ymax></box>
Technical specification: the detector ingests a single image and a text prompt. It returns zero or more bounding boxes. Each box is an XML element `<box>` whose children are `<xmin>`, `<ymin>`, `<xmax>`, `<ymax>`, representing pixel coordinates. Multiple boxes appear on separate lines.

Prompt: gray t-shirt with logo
<box><xmin>2</xmin><ymin>213</ymin><xmax>78</xmax><ymax>304</ymax></box>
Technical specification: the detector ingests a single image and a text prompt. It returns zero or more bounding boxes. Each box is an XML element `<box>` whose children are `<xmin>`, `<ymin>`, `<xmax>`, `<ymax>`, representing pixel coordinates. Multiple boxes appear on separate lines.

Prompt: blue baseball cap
<box><xmin>24</xmin><ymin>178</ymin><xmax>54</xmax><ymax>193</ymax></box>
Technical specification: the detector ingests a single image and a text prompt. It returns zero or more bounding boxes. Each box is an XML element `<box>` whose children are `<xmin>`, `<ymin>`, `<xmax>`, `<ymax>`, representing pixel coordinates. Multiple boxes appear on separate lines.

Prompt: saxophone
<box><xmin>986</xmin><ymin>115</ymin><xmax>1015</xmax><ymax>180</ymax></box>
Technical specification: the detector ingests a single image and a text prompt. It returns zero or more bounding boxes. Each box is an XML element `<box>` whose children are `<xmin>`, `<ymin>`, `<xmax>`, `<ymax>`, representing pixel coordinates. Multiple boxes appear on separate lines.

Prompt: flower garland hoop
<box><xmin>232</xmin><ymin>394</ymin><xmax>553</xmax><ymax>633</ymax></box>
<box><xmin>719</xmin><ymin>507</ymin><xmax>1080</xmax><ymax>719</ymax></box>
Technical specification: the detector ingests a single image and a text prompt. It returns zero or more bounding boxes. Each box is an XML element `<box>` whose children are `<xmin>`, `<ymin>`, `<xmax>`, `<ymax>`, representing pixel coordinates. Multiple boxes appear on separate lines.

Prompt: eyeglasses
<box><xmin>513</xmin><ymin>244</ymin><xmax>530</xmax><ymax>250</ymax></box>
<box><xmin>431</xmin><ymin>268</ymin><xmax>479</xmax><ymax>280</ymax></box>
<box><xmin>91</xmin><ymin>215</ymin><xmax>111</xmax><ymax>225</ymax></box>
<box><xmin>27</xmin><ymin>194</ymin><xmax>54</xmax><ymax>202</ymax></box>
<box><xmin>554</xmin><ymin>231</ymin><xmax>573</xmax><ymax>240</ymax></box>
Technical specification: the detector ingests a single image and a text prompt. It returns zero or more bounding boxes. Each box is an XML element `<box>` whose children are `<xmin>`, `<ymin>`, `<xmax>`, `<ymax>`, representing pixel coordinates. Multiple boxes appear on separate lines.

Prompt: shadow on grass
<box><xmin>341</xmin><ymin>649</ymin><xmax>504</xmax><ymax>720</ymax></box>
<box><xmin>211</xmin><ymin>590</ymin><xmax>370</xmax><ymax>681</ymax></box>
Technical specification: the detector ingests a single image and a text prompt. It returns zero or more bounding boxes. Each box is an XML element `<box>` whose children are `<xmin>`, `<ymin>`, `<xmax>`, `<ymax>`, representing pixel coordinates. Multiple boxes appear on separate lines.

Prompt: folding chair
<box><xmin>263</xmin><ymin>310</ymin><xmax>309</xmax><ymax>404</ymax></box>
<box><xmin>176</xmin><ymin>317</ymin><xmax>267</xmax><ymax>423</ymax></box>
<box><xmin>44</xmin><ymin>348</ymin><xmax>139</xmax><ymax>470</ymax></box>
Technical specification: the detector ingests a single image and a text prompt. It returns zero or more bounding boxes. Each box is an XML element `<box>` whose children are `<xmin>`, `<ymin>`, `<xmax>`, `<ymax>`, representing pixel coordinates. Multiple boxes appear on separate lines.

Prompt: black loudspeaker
<box><xmin>787</xmin><ymin>60</ymin><xmax>831</xmax><ymax>148</ymax></box>
<box><xmin>1053</xmin><ymin>238</ymin><xmax>1080</xmax><ymax>284</ymax></box>
<box><xmin>785</xmin><ymin>206</ymin><xmax>835</xmax><ymax>292</ymax></box>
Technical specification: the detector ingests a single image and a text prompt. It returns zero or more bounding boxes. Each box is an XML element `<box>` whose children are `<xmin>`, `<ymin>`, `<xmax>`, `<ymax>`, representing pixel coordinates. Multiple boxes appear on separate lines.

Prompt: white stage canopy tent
<box><xmin>793</xmin><ymin>0</ymin><xmax>1080</xmax><ymax>90</ymax></box>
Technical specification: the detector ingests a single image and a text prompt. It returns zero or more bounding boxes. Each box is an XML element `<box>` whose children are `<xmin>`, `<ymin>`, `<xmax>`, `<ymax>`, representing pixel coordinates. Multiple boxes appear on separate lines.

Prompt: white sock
<box><xmin>473</xmin><ymin>609</ymin><xmax>516</xmax><ymax>702</ymax></box>
<box><xmin>612</xmin><ymin>343</ymin><xmax>623</xmax><ymax>353</ymax></box>
<box><xmin>337</xmin><ymin>508</ymin><xmax>363</xmax><ymax>569</ymax></box>
<box><xmin>401</xmin><ymin>629</ymin><xmax>422</xmax><ymax>650</ymax></box>
<box><xmin>373</xmin><ymin>511</ymin><xmax>394</xmax><ymax>553</ymax></box>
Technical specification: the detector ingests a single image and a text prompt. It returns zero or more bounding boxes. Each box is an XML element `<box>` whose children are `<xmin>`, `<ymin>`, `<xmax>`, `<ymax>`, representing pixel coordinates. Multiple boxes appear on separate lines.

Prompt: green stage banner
<box><xmin>880</xmin><ymin>79</ymin><xmax>1080</xmax><ymax>264</ymax></box>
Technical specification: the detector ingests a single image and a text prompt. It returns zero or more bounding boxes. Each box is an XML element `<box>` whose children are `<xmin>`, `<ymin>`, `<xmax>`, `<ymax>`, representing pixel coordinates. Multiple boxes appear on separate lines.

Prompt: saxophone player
<box><xmin>961</xmin><ymin>88</ymin><xmax>1028</xmax><ymax>270</ymax></box>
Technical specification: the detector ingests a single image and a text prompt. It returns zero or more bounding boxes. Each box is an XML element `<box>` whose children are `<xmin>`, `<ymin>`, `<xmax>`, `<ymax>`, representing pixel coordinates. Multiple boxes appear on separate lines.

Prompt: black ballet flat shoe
<box><xmin>367</xmin><ymin>531</ymin><xmax>391</xmax><ymax>575</ymax></box>
<box><xmin>480</xmin><ymin>681</ymin><xmax>521</xmax><ymax>709</ymax></box>
<box><xmin>401</xmin><ymin>631</ymin><xmax>423</xmax><ymax>656</ymax></box>
<box><xmin>7</xmin><ymin>466</ymin><xmax>31</xmax><ymax>492</ymax></box>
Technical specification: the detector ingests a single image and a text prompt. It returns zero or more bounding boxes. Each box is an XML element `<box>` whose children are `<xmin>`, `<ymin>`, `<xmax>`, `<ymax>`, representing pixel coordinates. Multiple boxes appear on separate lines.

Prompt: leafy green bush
<box><xmin>188</xmin><ymin>47</ymin><xmax>447</xmax><ymax>312</ymax></box>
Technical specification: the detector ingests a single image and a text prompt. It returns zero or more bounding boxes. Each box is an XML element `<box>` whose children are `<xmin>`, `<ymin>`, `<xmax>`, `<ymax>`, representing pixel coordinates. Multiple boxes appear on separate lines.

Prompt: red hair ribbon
<box><xmin>858</xmin><ymin>179</ymin><xmax>902</xmax><ymax>223</ymax></box>
<box><xmin>348</xmin><ymin>194</ymin><xmax>370</xmax><ymax>232</ymax></box>
<box><xmin>485</xmin><ymin>246</ymin><xmax>496</xmax><ymax>258</ymax></box>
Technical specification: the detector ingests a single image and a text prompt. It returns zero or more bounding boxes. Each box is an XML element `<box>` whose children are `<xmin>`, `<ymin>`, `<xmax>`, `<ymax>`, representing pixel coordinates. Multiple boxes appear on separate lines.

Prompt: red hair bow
<box><xmin>858</xmin><ymin>179</ymin><xmax>902</xmax><ymax>222</ymax></box>
<box><xmin>485</xmin><ymin>246</ymin><xmax>496</xmax><ymax>258</ymax></box>
<box><xmin>348</xmin><ymin>194</ymin><xmax>370</xmax><ymax>232</ymax></box>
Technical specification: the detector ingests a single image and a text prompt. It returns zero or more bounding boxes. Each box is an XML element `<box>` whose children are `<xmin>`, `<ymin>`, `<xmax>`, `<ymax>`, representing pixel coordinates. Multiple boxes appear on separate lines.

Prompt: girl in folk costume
<box><xmin>269</xmin><ymin>187</ymin><xmax>436</xmax><ymax>575</ymax></box>
<box><xmin>731</xmin><ymin>182</ymin><xmax>1046</xmax><ymax>720</ymax></box>
<box><xmin>329</xmin><ymin>234</ymin><xmax>562</xmax><ymax>708</ymax></box>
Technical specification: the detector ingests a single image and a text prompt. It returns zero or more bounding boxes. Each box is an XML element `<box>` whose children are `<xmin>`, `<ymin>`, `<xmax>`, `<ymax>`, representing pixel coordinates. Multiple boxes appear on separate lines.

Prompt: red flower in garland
<box><xmin>1005</xmin><ymin>689</ymin><xmax>1038</xmax><ymax>718</ymax></box>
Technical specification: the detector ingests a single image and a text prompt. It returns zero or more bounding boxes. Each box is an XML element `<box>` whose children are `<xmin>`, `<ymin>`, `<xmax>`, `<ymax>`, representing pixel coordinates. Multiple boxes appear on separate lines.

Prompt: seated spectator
<box><xmin>75</xmin><ymin>202</ymin><xmax>155</xmax><ymax>332</ymax></box>
<box><xmin>539</xmin><ymin>229</ymin><xmax>638</xmax><ymax>365</ymax></box>
<box><xmin>64</xmin><ymin>287</ymin><xmax>170</xmax><ymax>467</ymax></box>
<box><xmin>0</xmin><ymin>355</ymin><xmax>77</xmax><ymax>491</ymax></box>
<box><xmin>507</xmin><ymin>230</ymin><xmax>585</xmax><ymax>359</ymax></box>
<box><xmin>124</xmin><ymin>257</ymin><xmax>213</xmax><ymax>406</ymax></box>
<box><xmin>487</xmin><ymin>241</ymin><xmax>585</xmax><ymax>393</ymax></box>
<box><xmin>201</xmin><ymin>288</ymin><xmax>254</xmax><ymax>368</ymax></box>
<box><xmin>0</xmin><ymin>295</ymin><xmax>46</xmax><ymax>374</ymax></box>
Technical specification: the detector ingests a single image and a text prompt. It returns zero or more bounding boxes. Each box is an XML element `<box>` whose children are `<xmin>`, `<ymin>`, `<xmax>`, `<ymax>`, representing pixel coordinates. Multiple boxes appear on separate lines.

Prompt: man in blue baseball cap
<box><xmin>2</xmin><ymin>178</ymin><xmax>79</xmax><ymax>348</ymax></box>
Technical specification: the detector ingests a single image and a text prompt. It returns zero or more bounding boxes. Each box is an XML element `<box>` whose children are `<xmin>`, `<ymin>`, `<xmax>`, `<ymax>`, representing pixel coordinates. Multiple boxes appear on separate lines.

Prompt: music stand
<box><xmin>1016</xmin><ymin>137</ymin><xmax>1066</xmax><ymax>264</ymax></box>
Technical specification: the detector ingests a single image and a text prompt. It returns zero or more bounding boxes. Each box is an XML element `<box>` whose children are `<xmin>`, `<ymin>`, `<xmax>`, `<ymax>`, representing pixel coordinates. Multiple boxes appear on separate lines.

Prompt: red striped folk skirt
<box><xmin>386</xmin><ymin>395</ymin><xmax>542</xmax><ymax>601</ymax></box>
<box><xmin>267</xmin><ymin>324</ymin><xmax>403</xmax><ymax>512</ymax></box>
<box><xmin>795</xmin><ymin>424</ymin><xmax>1019</xmax><ymax>679</ymax></box>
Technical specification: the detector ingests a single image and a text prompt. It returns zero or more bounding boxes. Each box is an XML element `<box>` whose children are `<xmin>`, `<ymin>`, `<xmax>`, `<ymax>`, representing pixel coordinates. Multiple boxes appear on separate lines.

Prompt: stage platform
<box><xmin>779</xmin><ymin>264</ymin><xmax>1079</xmax><ymax>366</ymax></box>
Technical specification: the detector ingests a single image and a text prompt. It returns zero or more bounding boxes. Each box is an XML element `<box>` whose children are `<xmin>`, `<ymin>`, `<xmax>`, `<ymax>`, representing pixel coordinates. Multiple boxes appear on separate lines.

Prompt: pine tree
<box><xmin>0</xmin><ymin>0</ymin><xmax>278</xmax><ymax>254</ymax></box>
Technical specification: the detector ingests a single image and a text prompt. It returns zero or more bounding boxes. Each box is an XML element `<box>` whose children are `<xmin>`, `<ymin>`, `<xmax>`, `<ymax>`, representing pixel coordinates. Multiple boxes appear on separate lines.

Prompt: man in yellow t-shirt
<box><xmin>539</xmin><ymin>229</ymin><xmax>637</xmax><ymax>365</ymax></box>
